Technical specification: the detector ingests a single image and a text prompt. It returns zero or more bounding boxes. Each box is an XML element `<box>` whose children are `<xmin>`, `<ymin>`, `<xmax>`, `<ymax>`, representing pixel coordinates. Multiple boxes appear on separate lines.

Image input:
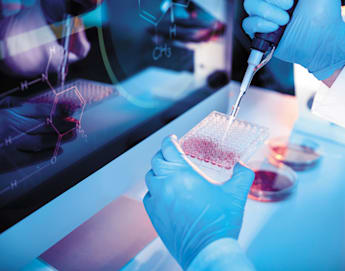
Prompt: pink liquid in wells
<box><xmin>181</xmin><ymin>137</ymin><xmax>240</xmax><ymax>170</ymax></box>
<box><xmin>29</xmin><ymin>81</ymin><xmax>114</xmax><ymax>112</ymax></box>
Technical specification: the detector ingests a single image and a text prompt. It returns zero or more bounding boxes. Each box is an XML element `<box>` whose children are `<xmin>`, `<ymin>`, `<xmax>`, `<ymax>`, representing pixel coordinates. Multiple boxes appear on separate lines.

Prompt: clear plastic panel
<box><xmin>29</xmin><ymin>79</ymin><xmax>116</xmax><ymax>113</ymax></box>
<box><xmin>180</xmin><ymin>111</ymin><xmax>269</xmax><ymax>182</ymax></box>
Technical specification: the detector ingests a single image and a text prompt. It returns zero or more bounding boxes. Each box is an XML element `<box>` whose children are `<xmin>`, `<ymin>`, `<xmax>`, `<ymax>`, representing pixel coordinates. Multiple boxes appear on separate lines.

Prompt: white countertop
<box><xmin>123</xmin><ymin>81</ymin><xmax>345</xmax><ymax>271</ymax></box>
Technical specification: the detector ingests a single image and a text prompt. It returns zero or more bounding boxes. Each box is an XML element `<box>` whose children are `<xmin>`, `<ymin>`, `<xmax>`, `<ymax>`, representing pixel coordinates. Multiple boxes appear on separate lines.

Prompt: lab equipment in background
<box><xmin>228</xmin><ymin>0</ymin><xmax>298</xmax><ymax>127</ymax></box>
<box><xmin>132</xmin><ymin>0</ymin><xmax>233</xmax><ymax>88</ymax></box>
<box><xmin>293</xmin><ymin>64</ymin><xmax>345</xmax><ymax>146</ymax></box>
<box><xmin>267</xmin><ymin>136</ymin><xmax>322</xmax><ymax>171</ymax></box>
<box><xmin>179</xmin><ymin>111</ymin><xmax>268</xmax><ymax>183</ymax></box>
<box><xmin>248</xmin><ymin>160</ymin><xmax>297</xmax><ymax>202</ymax></box>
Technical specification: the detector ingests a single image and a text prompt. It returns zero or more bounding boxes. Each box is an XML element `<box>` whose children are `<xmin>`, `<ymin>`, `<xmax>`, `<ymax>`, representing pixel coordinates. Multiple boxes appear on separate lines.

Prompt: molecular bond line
<box><xmin>138</xmin><ymin>0</ymin><xmax>191</xmax><ymax>61</ymax></box>
<box><xmin>0</xmin><ymin>46</ymin><xmax>87</xmax><ymax>195</ymax></box>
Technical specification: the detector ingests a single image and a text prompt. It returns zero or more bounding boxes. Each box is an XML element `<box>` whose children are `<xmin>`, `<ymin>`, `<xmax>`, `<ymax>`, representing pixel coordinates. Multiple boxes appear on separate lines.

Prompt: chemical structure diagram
<box><xmin>138</xmin><ymin>0</ymin><xmax>191</xmax><ymax>61</ymax></box>
<box><xmin>0</xmin><ymin>46</ymin><xmax>87</xmax><ymax>197</ymax></box>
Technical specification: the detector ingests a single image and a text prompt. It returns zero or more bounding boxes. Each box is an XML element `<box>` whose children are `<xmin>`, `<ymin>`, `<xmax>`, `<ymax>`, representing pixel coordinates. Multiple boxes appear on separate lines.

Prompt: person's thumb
<box><xmin>161</xmin><ymin>135</ymin><xmax>189</xmax><ymax>165</ymax></box>
<box><xmin>222</xmin><ymin>163</ymin><xmax>255</xmax><ymax>197</ymax></box>
<box><xmin>0</xmin><ymin>96</ymin><xmax>23</xmax><ymax>109</ymax></box>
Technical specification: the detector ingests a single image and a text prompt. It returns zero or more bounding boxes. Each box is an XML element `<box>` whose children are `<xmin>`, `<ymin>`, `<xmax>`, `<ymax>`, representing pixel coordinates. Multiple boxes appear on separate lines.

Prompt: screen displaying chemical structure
<box><xmin>138</xmin><ymin>0</ymin><xmax>191</xmax><ymax>61</ymax></box>
<box><xmin>0</xmin><ymin>0</ymin><xmax>230</xmax><ymax>233</ymax></box>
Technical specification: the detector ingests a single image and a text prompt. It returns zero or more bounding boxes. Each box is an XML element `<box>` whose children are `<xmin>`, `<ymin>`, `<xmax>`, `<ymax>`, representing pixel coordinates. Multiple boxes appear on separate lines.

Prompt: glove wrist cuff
<box><xmin>187</xmin><ymin>238</ymin><xmax>254</xmax><ymax>271</ymax></box>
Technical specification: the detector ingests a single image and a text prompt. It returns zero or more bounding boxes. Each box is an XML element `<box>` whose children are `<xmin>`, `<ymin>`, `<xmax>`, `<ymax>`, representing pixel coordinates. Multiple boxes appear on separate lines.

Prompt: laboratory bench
<box><xmin>32</xmin><ymin>81</ymin><xmax>345</xmax><ymax>271</ymax></box>
<box><xmin>0</xmin><ymin>66</ymin><xmax>229</xmax><ymax>270</ymax></box>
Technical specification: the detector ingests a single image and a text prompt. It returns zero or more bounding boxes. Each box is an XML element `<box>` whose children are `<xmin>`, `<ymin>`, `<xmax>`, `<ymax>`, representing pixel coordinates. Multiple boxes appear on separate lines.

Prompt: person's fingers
<box><xmin>0</xmin><ymin>147</ymin><xmax>63</xmax><ymax>172</ymax></box>
<box><xmin>145</xmin><ymin>170</ymin><xmax>165</xmax><ymax>197</ymax></box>
<box><xmin>10</xmin><ymin>102</ymin><xmax>54</xmax><ymax>119</ymax></box>
<box><xmin>151</xmin><ymin>151</ymin><xmax>168</xmax><ymax>176</ymax></box>
<box><xmin>6</xmin><ymin>112</ymin><xmax>46</xmax><ymax>134</ymax></box>
<box><xmin>244</xmin><ymin>0</ymin><xmax>290</xmax><ymax>26</ymax></box>
<box><xmin>222</xmin><ymin>163</ymin><xmax>255</xmax><ymax>196</ymax></box>
<box><xmin>161</xmin><ymin>135</ymin><xmax>188</xmax><ymax>165</ymax></box>
<box><xmin>50</xmin><ymin>118</ymin><xmax>77</xmax><ymax>135</ymax></box>
<box><xmin>242</xmin><ymin>16</ymin><xmax>279</xmax><ymax>38</ymax></box>
<box><xmin>143</xmin><ymin>191</ymin><xmax>154</xmax><ymax>215</ymax></box>
<box><xmin>10</xmin><ymin>101</ymin><xmax>76</xmax><ymax>120</ymax></box>
<box><xmin>47</xmin><ymin>118</ymin><xmax>77</xmax><ymax>135</ymax></box>
<box><xmin>50</xmin><ymin>101</ymin><xmax>77</xmax><ymax>118</ymax></box>
<box><xmin>61</xmin><ymin>128</ymin><xmax>77</xmax><ymax>142</ymax></box>
<box><xmin>0</xmin><ymin>96</ymin><xmax>23</xmax><ymax>109</ymax></box>
<box><xmin>27</xmin><ymin>118</ymin><xmax>77</xmax><ymax>135</ymax></box>
<box><xmin>16</xmin><ymin>125</ymin><xmax>76</xmax><ymax>152</ymax></box>
<box><xmin>151</xmin><ymin>151</ymin><xmax>183</xmax><ymax>176</ymax></box>
<box><xmin>16</xmin><ymin>134</ymin><xmax>58</xmax><ymax>152</ymax></box>
<box><xmin>265</xmin><ymin>0</ymin><xmax>294</xmax><ymax>10</ymax></box>
<box><xmin>143</xmin><ymin>191</ymin><xmax>151</xmax><ymax>204</ymax></box>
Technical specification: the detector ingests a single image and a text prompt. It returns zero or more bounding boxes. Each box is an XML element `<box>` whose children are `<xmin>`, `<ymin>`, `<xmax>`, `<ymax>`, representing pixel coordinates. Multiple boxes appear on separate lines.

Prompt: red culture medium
<box><xmin>270</xmin><ymin>144</ymin><xmax>320</xmax><ymax>171</ymax></box>
<box><xmin>181</xmin><ymin>137</ymin><xmax>240</xmax><ymax>170</ymax></box>
<box><xmin>249</xmin><ymin>170</ymin><xmax>295</xmax><ymax>202</ymax></box>
<box><xmin>29</xmin><ymin>80</ymin><xmax>114</xmax><ymax>112</ymax></box>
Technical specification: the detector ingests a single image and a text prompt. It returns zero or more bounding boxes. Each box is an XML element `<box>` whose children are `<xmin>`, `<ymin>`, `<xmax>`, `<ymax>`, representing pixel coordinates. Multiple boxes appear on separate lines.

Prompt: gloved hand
<box><xmin>242</xmin><ymin>0</ymin><xmax>345</xmax><ymax>80</ymax></box>
<box><xmin>41</xmin><ymin>0</ymin><xmax>102</xmax><ymax>23</ymax></box>
<box><xmin>0</xmin><ymin>97</ymin><xmax>77</xmax><ymax>172</ymax></box>
<box><xmin>143</xmin><ymin>135</ymin><xmax>255</xmax><ymax>270</ymax></box>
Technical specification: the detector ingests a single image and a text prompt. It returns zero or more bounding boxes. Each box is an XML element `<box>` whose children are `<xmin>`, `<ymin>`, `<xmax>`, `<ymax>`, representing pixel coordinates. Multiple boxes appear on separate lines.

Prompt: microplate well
<box><xmin>180</xmin><ymin>111</ymin><xmax>269</xmax><ymax>183</ymax></box>
<box><xmin>29</xmin><ymin>79</ymin><xmax>116</xmax><ymax>113</ymax></box>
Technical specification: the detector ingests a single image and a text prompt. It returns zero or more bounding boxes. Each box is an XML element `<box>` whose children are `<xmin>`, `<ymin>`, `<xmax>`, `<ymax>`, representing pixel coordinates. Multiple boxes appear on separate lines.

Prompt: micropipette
<box><xmin>59</xmin><ymin>0</ymin><xmax>101</xmax><ymax>89</ymax></box>
<box><xmin>224</xmin><ymin>0</ymin><xmax>299</xmax><ymax>136</ymax></box>
<box><xmin>59</xmin><ymin>14</ymin><xmax>73</xmax><ymax>89</ymax></box>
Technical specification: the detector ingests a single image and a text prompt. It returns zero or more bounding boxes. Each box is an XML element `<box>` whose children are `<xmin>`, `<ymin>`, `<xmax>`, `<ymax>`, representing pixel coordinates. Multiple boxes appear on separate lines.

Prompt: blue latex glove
<box><xmin>0</xmin><ymin>97</ymin><xmax>76</xmax><ymax>172</ymax></box>
<box><xmin>143</xmin><ymin>135</ymin><xmax>255</xmax><ymax>270</ymax></box>
<box><xmin>242</xmin><ymin>0</ymin><xmax>345</xmax><ymax>80</ymax></box>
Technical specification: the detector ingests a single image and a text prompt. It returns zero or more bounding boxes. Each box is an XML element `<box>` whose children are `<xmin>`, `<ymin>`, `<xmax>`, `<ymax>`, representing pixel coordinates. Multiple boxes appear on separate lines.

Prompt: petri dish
<box><xmin>248</xmin><ymin>161</ymin><xmax>297</xmax><ymax>202</ymax></box>
<box><xmin>267</xmin><ymin>136</ymin><xmax>321</xmax><ymax>171</ymax></box>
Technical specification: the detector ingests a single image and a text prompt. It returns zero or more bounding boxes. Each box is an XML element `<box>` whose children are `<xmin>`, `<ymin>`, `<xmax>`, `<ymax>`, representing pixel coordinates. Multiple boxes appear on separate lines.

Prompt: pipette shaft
<box><xmin>60</xmin><ymin>14</ymin><xmax>73</xmax><ymax>89</ymax></box>
<box><xmin>222</xmin><ymin>49</ymin><xmax>263</xmax><ymax>140</ymax></box>
<box><xmin>223</xmin><ymin>0</ymin><xmax>298</xmax><ymax>139</ymax></box>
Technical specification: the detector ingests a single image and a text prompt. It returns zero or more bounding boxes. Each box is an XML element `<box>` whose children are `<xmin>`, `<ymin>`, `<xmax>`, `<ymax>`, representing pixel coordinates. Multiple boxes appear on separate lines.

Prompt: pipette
<box><xmin>59</xmin><ymin>14</ymin><xmax>73</xmax><ymax>89</ymax></box>
<box><xmin>224</xmin><ymin>0</ymin><xmax>299</xmax><ymax>137</ymax></box>
<box><xmin>59</xmin><ymin>0</ymin><xmax>101</xmax><ymax>89</ymax></box>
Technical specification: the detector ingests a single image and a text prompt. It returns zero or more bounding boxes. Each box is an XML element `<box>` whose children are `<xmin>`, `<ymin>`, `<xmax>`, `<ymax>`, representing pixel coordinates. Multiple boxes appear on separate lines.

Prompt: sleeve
<box><xmin>312</xmin><ymin>68</ymin><xmax>345</xmax><ymax>129</ymax></box>
<box><xmin>187</xmin><ymin>238</ymin><xmax>255</xmax><ymax>271</ymax></box>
